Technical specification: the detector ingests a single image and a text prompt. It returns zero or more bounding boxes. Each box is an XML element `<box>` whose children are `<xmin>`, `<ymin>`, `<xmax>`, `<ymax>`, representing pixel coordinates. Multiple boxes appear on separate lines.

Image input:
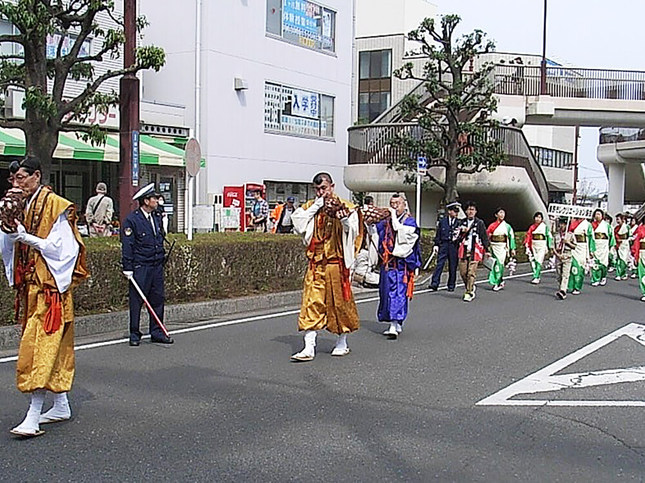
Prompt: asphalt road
<box><xmin>2</xmin><ymin>269</ymin><xmax>645</xmax><ymax>482</ymax></box>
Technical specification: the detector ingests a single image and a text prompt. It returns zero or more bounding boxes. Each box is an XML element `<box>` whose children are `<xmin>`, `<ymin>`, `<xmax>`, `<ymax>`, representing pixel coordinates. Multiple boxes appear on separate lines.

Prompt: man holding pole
<box><xmin>122</xmin><ymin>183</ymin><xmax>173</xmax><ymax>346</ymax></box>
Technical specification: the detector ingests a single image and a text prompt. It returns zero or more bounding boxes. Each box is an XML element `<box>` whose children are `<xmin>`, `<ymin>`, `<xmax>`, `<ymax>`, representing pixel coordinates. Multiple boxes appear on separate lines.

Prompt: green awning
<box><xmin>0</xmin><ymin>128</ymin><xmax>186</xmax><ymax>166</ymax></box>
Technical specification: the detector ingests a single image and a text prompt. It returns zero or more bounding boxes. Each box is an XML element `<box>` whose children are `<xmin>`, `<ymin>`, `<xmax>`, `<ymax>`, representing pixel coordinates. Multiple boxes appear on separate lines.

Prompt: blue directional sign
<box><xmin>132</xmin><ymin>130</ymin><xmax>140</xmax><ymax>187</ymax></box>
<box><xmin>417</xmin><ymin>155</ymin><xmax>428</xmax><ymax>175</ymax></box>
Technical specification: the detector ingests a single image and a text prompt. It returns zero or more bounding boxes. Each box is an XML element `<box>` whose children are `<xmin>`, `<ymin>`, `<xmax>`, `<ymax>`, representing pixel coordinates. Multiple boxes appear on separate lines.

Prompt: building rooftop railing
<box><xmin>347</xmin><ymin>123</ymin><xmax>549</xmax><ymax>204</ymax></box>
<box><xmin>599</xmin><ymin>127</ymin><xmax>645</xmax><ymax>144</ymax></box>
<box><xmin>491</xmin><ymin>65</ymin><xmax>645</xmax><ymax>101</ymax></box>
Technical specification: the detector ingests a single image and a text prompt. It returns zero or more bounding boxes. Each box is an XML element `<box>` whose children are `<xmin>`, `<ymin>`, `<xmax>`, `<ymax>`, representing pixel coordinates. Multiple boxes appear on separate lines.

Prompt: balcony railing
<box><xmin>347</xmin><ymin>123</ymin><xmax>549</xmax><ymax>204</ymax></box>
<box><xmin>532</xmin><ymin>146</ymin><xmax>574</xmax><ymax>170</ymax></box>
<box><xmin>492</xmin><ymin>65</ymin><xmax>645</xmax><ymax>100</ymax></box>
<box><xmin>599</xmin><ymin>127</ymin><xmax>645</xmax><ymax>144</ymax></box>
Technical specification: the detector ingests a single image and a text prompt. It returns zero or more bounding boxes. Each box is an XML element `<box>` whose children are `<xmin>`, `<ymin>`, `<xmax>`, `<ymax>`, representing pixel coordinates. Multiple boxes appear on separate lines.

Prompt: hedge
<box><xmin>0</xmin><ymin>230</ymin><xmax>530</xmax><ymax>326</ymax></box>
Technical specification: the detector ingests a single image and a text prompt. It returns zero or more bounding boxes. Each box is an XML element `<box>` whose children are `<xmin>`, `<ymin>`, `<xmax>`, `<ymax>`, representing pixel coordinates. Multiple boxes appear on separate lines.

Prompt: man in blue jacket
<box><xmin>428</xmin><ymin>202</ymin><xmax>461</xmax><ymax>292</ymax></box>
<box><xmin>121</xmin><ymin>183</ymin><xmax>173</xmax><ymax>346</ymax></box>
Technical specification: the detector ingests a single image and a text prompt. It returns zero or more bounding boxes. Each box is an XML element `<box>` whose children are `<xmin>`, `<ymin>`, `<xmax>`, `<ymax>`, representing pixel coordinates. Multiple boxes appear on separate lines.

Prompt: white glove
<box><xmin>432</xmin><ymin>245</ymin><xmax>439</xmax><ymax>255</ymax></box>
<box><xmin>123</xmin><ymin>271</ymin><xmax>133</xmax><ymax>279</ymax></box>
<box><xmin>305</xmin><ymin>196</ymin><xmax>324</xmax><ymax>215</ymax></box>
<box><xmin>340</xmin><ymin>215</ymin><xmax>351</xmax><ymax>232</ymax></box>
<box><xmin>9</xmin><ymin>222</ymin><xmax>47</xmax><ymax>251</ymax></box>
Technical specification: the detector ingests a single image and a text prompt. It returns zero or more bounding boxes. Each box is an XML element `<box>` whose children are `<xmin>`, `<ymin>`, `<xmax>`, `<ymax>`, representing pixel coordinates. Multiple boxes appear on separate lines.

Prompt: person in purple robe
<box><xmin>376</xmin><ymin>193</ymin><xmax>422</xmax><ymax>339</ymax></box>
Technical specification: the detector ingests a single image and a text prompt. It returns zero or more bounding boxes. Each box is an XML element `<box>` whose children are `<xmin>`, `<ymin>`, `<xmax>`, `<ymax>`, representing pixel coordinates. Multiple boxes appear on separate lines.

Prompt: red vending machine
<box><xmin>223</xmin><ymin>183</ymin><xmax>266</xmax><ymax>231</ymax></box>
<box><xmin>223</xmin><ymin>186</ymin><xmax>245</xmax><ymax>231</ymax></box>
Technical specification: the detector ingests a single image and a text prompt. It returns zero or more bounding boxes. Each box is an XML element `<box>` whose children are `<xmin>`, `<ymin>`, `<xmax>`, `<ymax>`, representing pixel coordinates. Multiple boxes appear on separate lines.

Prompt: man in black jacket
<box><xmin>455</xmin><ymin>201</ymin><xmax>490</xmax><ymax>302</ymax></box>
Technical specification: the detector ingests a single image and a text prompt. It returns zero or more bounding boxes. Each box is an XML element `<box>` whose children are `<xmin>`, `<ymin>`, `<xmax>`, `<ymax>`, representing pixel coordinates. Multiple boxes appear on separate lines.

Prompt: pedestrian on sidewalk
<box><xmin>0</xmin><ymin>156</ymin><xmax>88</xmax><ymax>437</ymax></box>
<box><xmin>376</xmin><ymin>193</ymin><xmax>421</xmax><ymax>339</ymax></box>
<box><xmin>289</xmin><ymin>172</ymin><xmax>363</xmax><ymax>361</ymax></box>
<box><xmin>428</xmin><ymin>201</ymin><xmax>460</xmax><ymax>292</ymax></box>
<box><xmin>250</xmin><ymin>190</ymin><xmax>269</xmax><ymax>232</ymax></box>
<box><xmin>271</xmin><ymin>196</ymin><xmax>296</xmax><ymax>233</ymax></box>
<box><xmin>455</xmin><ymin>201</ymin><xmax>489</xmax><ymax>302</ymax></box>
<box><xmin>85</xmin><ymin>182</ymin><xmax>114</xmax><ymax>237</ymax></box>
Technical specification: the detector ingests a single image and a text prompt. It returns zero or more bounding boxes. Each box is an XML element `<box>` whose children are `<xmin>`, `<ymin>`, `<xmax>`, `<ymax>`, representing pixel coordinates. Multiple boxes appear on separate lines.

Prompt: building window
<box><xmin>266</xmin><ymin>0</ymin><xmax>336</xmax><ymax>54</ymax></box>
<box><xmin>264</xmin><ymin>82</ymin><xmax>335</xmax><ymax>139</ymax></box>
<box><xmin>358</xmin><ymin>49</ymin><xmax>392</xmax><ymax>123</ymax></box>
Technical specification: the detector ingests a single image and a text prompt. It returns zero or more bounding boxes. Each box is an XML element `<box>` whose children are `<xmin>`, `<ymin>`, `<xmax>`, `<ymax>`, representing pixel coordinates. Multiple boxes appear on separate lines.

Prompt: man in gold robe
<box><xmin>290</xmin><ymin>172</ymin><xmax>363</xmax><ymax>361</ymax></box>
<box><xmin>0</xmin><ymin>156</ymin><xmax>88</xmax><ymax>437</ymax></box>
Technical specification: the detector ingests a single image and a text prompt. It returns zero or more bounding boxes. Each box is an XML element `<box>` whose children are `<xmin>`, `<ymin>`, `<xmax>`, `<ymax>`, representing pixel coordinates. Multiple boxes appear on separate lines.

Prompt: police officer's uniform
<box><xmin>429</xmin><ymin>202</ymin><xmax>461</xmax><ymax>291</ymax></box>
<box><xmin>121</xmin><ymin>183</ymin><xmax>172</xmax><ymax>345</ymax></box>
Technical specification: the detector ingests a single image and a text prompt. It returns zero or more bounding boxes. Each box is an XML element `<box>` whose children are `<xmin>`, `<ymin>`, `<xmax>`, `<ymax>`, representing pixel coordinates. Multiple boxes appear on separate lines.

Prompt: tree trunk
<box><xmin>443</xmin><ymin>163</ymin><xmax>459</xmax><ymax>205</ymax></box>
<box><xmin>24</xmin><ymin>121</ymin><xmax>57</xmax><ymax>185</ymax></box>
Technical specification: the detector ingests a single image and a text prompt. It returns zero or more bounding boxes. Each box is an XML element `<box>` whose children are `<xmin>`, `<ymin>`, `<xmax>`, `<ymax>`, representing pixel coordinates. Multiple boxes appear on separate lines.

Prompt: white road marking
<box><xmin>477</xmin><ymin>322</ymin><xmax>645</xmax><ymax>407</ymax></box>
<box><xmin>0</xmin><ymin>269</ymin><xmax>541</xmax><ymax>364</ymax></box>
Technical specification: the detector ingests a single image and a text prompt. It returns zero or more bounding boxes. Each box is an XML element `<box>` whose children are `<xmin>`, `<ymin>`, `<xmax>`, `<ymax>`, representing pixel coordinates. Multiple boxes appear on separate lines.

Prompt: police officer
<box><xmin>121</xmin><ymin>183</ymin><xmax>173</xmax><ymax>346</ymax></box>
<box><xmin>428</xmin><ymin>201</ymin><xmax>461</xmax><ymax>291</ymax></box>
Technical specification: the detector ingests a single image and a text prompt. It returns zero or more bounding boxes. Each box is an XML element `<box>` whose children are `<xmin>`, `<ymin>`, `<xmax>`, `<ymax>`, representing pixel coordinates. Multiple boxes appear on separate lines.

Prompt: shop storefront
<box><xmin>0</xmin><ymin>128</ymin><xmax>187</xmax><ymax>232</ymax></box>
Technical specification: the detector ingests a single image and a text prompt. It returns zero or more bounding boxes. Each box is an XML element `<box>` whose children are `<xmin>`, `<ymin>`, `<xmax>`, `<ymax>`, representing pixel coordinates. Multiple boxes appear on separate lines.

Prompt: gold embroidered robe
<box><xmin>14</xmin><ymin>187</ymin><xmax>88</xmax><ymax>393</ymax></box>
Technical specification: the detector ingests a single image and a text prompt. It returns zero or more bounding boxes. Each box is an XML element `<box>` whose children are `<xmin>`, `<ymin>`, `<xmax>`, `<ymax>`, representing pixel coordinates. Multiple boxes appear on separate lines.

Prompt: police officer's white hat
<box><xmin>132</xmin><ymin>183</ymin><xmax>159</xmax><ymax>201</ymax></box>
<box><xmin>446</xmin><ymin>201</ymin><xmax>461</xmax><ymax>211</ymax></box>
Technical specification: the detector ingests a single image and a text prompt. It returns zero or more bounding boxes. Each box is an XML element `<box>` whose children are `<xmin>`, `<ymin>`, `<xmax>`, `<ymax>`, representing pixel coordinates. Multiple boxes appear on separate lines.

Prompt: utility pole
<box><xmin>572</xmin><ymin>125</ymin><xmax>580</xmax><ymax>204</ymax></box>
<box><xmin>540</xmin><ymin>0</ymin><xmax>548</xmax><ymax>95</ymax></box>
<box><xmin>118</xmin><ymin>0</ymin><xmax>140</xmax><ymax>225</ymax></box>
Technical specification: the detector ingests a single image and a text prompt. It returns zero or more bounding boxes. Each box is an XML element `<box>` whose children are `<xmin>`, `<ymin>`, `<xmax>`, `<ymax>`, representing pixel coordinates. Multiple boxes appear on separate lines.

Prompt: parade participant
<box><xmin>567</xmin><ymin>216</ymin><xmax>595</xmax><ymax>295</ymax></box>
<box><xmin>353</xmin><ymin>196</ymin><xmax>380</xmax><ymax>287</ymax></box>
<box><xmin>290</xmin><ymin>173</ymin><xmax>363</xmax><ymax>361</ymax></box>
<box><xmin>0</xmin><ymin>156</ymin><xmax>88</xmax><ymax>437</ymax></box>
<box><xmin>628</xmin><ymin>214</ymin><xmax>639</xmax><ymax>278</ymax></box>
<box><xmin>428</xmin><ymin>201</ymin><xmax>460</xmax><ymax>292</ymax></box>
<box><xmin>590</xmin><ymin>209</ymin><xmax>615</xmax><ymax>287</ymax></box>
<box><xmin>554</xmin><ymin>217</ymin><xmax>576</xmax><ymax>299</ymax></box>
<box><xmin>455</xmin><ymin>201</ymin><xmax>490</xmax><ymax>302</ymax></box>
<box><xmin>377</xmin><ymin>194</ymin><xmax>421</xmax><ymax>339</ymax></box>
<box><xmin>631</xmin><ymin>217</ymin><xmax>645</xmax><ymax>301</ymax></box>
<box><xmin>122</xmin><ymin>183</ymin><xmax>173</xmax><ymax>346</ymax></box>
<box><xmin>486</xmin><ymin>207</ymin><xmax>516</xmax><ymax>291</ymax></box>
<box><xmin>524</xmin><ymin>211</ymin><xmax>553</xmax><ymax>284</ymax></box>
<box><xmin>614</xmin><ymin>213</ymin><xmax>630</xmax><ymax>281</ymax></box>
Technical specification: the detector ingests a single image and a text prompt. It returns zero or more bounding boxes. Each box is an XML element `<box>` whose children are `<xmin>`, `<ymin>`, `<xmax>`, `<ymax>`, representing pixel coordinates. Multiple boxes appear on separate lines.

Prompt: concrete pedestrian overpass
<box><xmin>346</xmin><ymin>64</ymin><xmax>645</xmax><ymax>224</ymax></box>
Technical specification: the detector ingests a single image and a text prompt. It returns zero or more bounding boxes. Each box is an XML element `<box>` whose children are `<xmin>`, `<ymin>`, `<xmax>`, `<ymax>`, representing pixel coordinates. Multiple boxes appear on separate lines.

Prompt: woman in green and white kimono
<box><xmin>590</xmin><ymin>209</ymin><xmax>615</xmax><ymax>287</ymax></box>
<box><xmin>486</xmin><ymin>208</ymin><xmax>516</xmax><ymax>291</ymax></box>
<box><xmin>614</xmin><ymin>213</ymin><xmax>630</xmax><ymax>281</ymax></box>
<box><xmin>568</xmin><ymin>217</ymin><xmax>595</xmax><ymax>295</ymax></box>
<box><xmin>524</xmin><ymin>211</ymin><xmax>553</xmax><ymax>284</ymax></box>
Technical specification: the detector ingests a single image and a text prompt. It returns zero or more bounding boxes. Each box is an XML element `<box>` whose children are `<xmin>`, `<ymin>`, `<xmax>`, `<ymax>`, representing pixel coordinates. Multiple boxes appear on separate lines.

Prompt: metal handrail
<box><xmin>492</xmin><ymin>64</ymin><xmax>645</xmax><ymax>100</ymax></box>
<box><xmin>347</xmin><ymin>123</ymin><xmax>549</xmax><ymax>204</ymax></box>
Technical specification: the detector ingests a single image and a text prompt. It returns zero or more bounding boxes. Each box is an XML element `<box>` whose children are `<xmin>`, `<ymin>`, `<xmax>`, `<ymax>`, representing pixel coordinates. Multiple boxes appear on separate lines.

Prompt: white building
<box><xmin>348</xmin><ymin>0</ymin><xmax>577</xmax><ymax>226</ymax></box>
<box><xmin>140</xmin><ymin>0</ymin><xmax>355</xmax><ymax>210</ymax></box>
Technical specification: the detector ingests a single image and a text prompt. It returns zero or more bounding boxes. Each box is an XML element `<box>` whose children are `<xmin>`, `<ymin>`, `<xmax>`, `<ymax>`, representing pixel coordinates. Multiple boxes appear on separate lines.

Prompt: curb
<box><xmin>0</xmin><ymin>290</ymin><xmax>306</xmax><ymax>352</ymax></box>
<box><xmin>0</xmin><ymin>264</ymin><xmax>535</xmax><ymax>352</ymax></box>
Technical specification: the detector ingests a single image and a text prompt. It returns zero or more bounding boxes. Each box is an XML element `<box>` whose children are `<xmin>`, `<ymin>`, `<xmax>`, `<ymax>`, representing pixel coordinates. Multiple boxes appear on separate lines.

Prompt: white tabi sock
<box><xmin>40</xmin><ymin>392</ymin><xmax>71</xmax><ymax>423</ymax></box>
<box><xmin>334</xmin><ymin>333</ymin><xmax>348</xmax><ymax>351</ymax></box>
<box><xmin>13</xmin><ymin>389</ymin><xmax>45</xmax><ymax>434</ymax></box>
<box><xmin>302</xmin><ymin>330</ymin><xmax>317</xmax><ymax>355</ymax></box>
<box><xmin>395</xmin><ymin>322</ymin><xmax>403</xmax><ymax>333</ymax></box>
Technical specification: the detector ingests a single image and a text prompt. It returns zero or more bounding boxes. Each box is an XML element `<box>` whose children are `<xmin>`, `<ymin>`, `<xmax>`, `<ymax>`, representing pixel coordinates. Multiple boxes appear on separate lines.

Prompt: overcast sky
<box><xmin>433</xmin><ymin>0</ymin><xmax>645</xmax><ymax>191</ymax></box>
